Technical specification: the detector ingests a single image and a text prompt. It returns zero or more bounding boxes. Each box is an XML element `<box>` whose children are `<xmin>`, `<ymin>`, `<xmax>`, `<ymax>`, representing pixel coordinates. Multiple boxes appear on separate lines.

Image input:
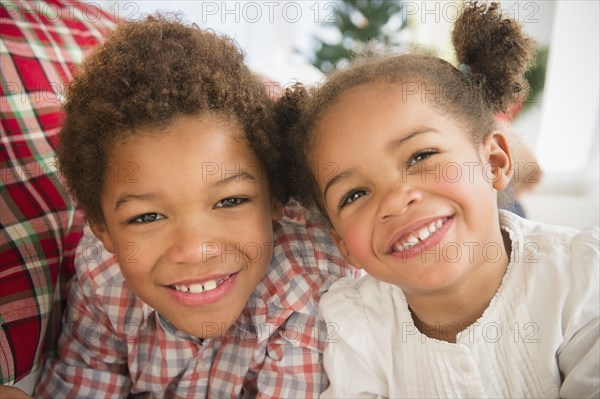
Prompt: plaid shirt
<box><xmin>36</xmin><ymin>206</ymin><xmax>357</xmax><ymax>398</ymax></box>
<box><xmin>1</xmin><ymin>0</ymin><xmax>115</xmax><ymax>385</ymax></box>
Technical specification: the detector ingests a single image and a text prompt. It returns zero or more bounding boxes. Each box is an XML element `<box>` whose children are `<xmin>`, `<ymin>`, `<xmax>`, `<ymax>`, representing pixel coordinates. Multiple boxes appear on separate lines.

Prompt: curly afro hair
<box><xmin>58</xmin><ymin>14</ymin><xmax>284</xmax><ymax>225</ymax></box>
<box><xmin>453</xmin><ymin>1</ymin><xmax>535</xmax><ymax>112</ymax></box>
<box><xmin>277</xmin><ymin>1</ymin><xmax>535</xmax><ymax>212</ymax></box>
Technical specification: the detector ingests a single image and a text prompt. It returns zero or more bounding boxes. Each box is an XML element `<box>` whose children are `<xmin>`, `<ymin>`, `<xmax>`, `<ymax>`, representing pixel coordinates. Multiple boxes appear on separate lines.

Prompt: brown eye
<box><xmin>128</xmin><ymin>213</ymin><xmax>164</xmax><ymax>224</ymax></box>
<box><xmin>339</xmin><ymin>189</ymin><xmax>368</xmax><ymax>209</ymax></box>
<box><xmin>215</xmin><ymin>197</ymin><xmax>249</xmax><ymax>208</ymax></box>
<box><xmin>408</xmin><ymin>150</ymin><xmax>437</xmax><ymax>167</ymax></box>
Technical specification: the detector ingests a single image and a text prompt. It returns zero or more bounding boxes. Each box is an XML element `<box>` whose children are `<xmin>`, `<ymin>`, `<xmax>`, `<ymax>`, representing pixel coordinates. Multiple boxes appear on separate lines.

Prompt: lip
<box><xmin>386</xmin><ymin>215</ymin><xmax>454</xmax><ymax>260</ymax></box>
<box><xmin>164</xmin><ymin>272</ymin><xmax>239</xmax><ymax>306</ymax></box>
<box><xmin>390</xmin><ymin>217</ymin><xmax>452</xmax><ymax>260</ymax></box>
<box><xmin>385</xmin><ymin>215</ymin><xmax>452</xmax><ymax>252</ymax></box>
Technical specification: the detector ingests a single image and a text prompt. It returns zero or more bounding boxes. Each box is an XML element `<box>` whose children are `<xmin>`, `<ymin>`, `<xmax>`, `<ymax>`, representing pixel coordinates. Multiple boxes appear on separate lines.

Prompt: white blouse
<box><xmin>320</xmin><ymin>210</ymin><xmax>599</xmax><ymax>398</ymax></box>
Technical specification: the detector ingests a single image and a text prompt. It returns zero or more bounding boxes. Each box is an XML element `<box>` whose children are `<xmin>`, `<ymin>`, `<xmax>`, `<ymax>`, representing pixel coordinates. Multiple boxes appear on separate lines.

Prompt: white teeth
<box><xmin>392</xmin><ymin>234</ymin><xmax>419</xmax><ymax>252</ymax></box>
<box><xmin>203</xmin><ymin>280</ymin><xmax>217</xmax><ymax>291</ymax></box>
<box><xmin>406</xmin><ymin>235</ymin><xmax>419</xmax><ymax>245</ymax></box>
<box><xmin>173</xmin><ymin>278</ymin><xmax>224</xmax><ymax>293</ymax></box>
<box><xmin>406</xmin><ymin>235</ymin><xmax>419</xmax><ymax>246</ymax></box>
<box><xmin>393</xmin><ymin>242</ymin><xmax>409</xmax><ymax>252</ymax></box>
<box><xmin>417</xmin><ymin>228</ymin><xmax>430</xmax><ymax>241</ymax></box>
<box><xmin>391</xmin><ymin>218</ymin><xmax>447</xmax><ymax>252</ymax></box>
<box><xmin>428</xmin><ymin>222</ymin><xmax>436</xmax><ymax>233</ymax></box>
<box><xmin>188</xmin><ymin>283</ymin><xmax>204</xmax><ymax>294</ymax></box>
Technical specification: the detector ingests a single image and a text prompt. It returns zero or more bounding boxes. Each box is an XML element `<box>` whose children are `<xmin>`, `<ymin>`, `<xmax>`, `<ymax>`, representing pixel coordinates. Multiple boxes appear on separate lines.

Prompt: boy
<box><xmin>35</xmin><ymin>15</ymin><xmax>354</xmax><ymax>398</ymax></box>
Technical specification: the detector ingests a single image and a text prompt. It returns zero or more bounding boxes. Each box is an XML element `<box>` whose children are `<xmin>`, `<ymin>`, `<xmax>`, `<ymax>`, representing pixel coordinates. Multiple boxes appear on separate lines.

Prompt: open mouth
<box><xmin>165</xmin><ymin>272</ymin><xmax>240</xmax><ymax>306</ymax></box>
<box><xmin>389</xmin><ymin>216</ymin><xmax>451</xmax><ymax>254</ymax></box>
<box><xmin>168</xmin><ymin>273</ymin><xmax>236</xmax><ymax>294</ymax></box>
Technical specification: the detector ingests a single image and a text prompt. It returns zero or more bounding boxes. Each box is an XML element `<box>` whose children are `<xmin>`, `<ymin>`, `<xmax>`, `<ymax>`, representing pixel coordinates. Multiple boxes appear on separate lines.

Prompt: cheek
<box><xmin>115</xmin><ymin>242</ymin><xmax>143</xmax><ymax>265</ymax></box>
<box><xmin>431</xmin><ymin>162</ymin><xmax>492</xmax><ymax>195</ymax></box>
<box><xmin>117</xmin><ymin>263</ymin><xmax>153</xmax><ymax>304</ymax></box>
<box><xmin>234</xmin><ymin>214</ymin><xmax>274</xmax><ymax>270</ymax></box>
<box><xmin>340</xmin><ymin>219</ymin><xmax>371</xmax><ymax>264</ymax></box>
<box><xmin>117</xmin><ymin>261</ymin><xmax>148</xmax><ymax>288</ymax></box>
<box><xmin>242</xmin><ymin>240</ymin><xmax>273</xmax><ymax>272</ymax></box>
<box><xmin>236</xmin><ymin>215</ymin><xmax>273</xmax><ymax>252</ymax></box>
<box><xmin>247</xmin><ymin>200</ymin><xmax>275</xmax><ymax>238</ymax></box>
<box><xmin>113</xmin><ymin>241</ymin><xmax>154</xmax><ymax>284</ymax></box>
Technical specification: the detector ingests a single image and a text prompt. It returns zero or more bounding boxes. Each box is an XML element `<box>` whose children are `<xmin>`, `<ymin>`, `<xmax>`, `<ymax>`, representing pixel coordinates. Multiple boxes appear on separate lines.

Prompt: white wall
<box><xmin>516</xmin><ymin>1</ymin><xmax>599</xmax><ymax>229</ymax></box>
<box><xmin>97</xmin><ymin>0</ymin><xmax>330</xmax><ymax>85</ymax></box>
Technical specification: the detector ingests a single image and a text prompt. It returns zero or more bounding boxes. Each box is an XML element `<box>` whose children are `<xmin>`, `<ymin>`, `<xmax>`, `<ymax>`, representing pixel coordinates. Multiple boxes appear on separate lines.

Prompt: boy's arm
<box><xmin>35</xmin><ymin>260</ymin><xmax>132</xmax><ymax>397</ymax></box>
<box><xmin>254</xmin><ymin>205</ymin><xmax>359</xmax><ymax>398</ymax></box>
<box><xmin>255</xmin><ymin>310</ymin><xmax>383</xmax><ymax>399</ymax></box>
<box><xmin>255</xmin><ymin>311</ymin><xmax>383</xmax><ymax>399</ymax></box>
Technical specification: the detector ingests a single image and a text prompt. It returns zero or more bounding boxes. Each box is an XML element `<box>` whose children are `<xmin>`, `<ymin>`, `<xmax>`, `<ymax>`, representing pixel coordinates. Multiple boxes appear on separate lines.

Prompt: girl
<box><xmin>279</xmin><ymin>1</ymin><xmax>599</xmax><ymax>397</ymax></box>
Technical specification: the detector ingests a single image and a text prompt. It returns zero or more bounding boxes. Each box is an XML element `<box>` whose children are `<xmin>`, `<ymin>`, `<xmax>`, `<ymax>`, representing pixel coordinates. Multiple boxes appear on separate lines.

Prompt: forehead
<box><xmin>311</xmin><ymin>82</ymin><xmax>438</xmax><ymax>148</ymax></box>
<box><xmin>105</xmin><ymin>114</ymin><xmax>267</xmax><ymax>184</ymax></box>
<box><xmin>114</xmin><ymin>114</ymin><xmax>253</xmax><ymax>158</ymax></box>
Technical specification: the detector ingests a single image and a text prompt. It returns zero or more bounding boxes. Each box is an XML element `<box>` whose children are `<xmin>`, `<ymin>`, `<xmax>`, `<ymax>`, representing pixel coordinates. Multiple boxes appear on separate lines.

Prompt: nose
<box><xmin>166</xmin><ymin>222</ymin><xmax>220</xmax><ymax>264</ymax></box>
<box><xmin>375</xmin><ymin>183</ymin><xmax>423</xmax><ymax>222</ymax></box>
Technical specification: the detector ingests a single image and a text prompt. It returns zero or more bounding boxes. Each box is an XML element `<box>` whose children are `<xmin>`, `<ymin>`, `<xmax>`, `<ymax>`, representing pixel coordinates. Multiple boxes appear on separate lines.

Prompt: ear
<box><xmin>329</xmin><ymin>227</ymin><xmax>363</xmax><ymax>270</ymax></box>
<box><xmin>271</xmin><ymin>198</ymin><xmax>284</xmax><ymax>222</ymax></box>
<box><xmin>90</xmin><ymin>222</ymin><xmax>115</xmax><ymax>253</ymax></box>
<box><xmin>482</xmin><ymin>131</ymin><xmax>513</xmax><ymax>191</ymax></box>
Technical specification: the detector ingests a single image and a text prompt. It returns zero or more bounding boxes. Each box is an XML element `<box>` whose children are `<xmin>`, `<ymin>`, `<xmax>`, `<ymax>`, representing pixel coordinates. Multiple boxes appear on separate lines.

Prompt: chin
<box><xmin>418</xmin><ymin>276</ymin><xmax>462</xmax><ymax>293</ymax></box>
<box><xmin>402</xmin><ymin>270</ymin><xmax>463</xmax><ymax>293</ymax></box>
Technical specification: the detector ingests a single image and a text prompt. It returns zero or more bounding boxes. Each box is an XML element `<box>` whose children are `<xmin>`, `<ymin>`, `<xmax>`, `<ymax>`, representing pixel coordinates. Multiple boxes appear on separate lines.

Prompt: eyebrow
<box><xmin>323</xmin><ymin>170</ymin><xmax>353</xmax><ymax>206</ymax></box>
<box><xmin>386</xmin><ymin>129</ymin><xmax>431</xmax><ymax>152</ymax></box>
<box><xmin>115</xmin><ymin>193</ymin><xmax>159</xmax><ymax>210</ymax></box>
<box><xmin>214</xmin><ymin>171</ymin><xmax>258</xmax><ymax>186</ymax></box>
<box><xmin>113</xmin><ymin>172</ymin><xmax>258</xmax><ymax>210</ymax></box>
<box><xmin>322</xmin><ymin>129</ymin><xmax>432</xmax><ymax>204</ymax></box>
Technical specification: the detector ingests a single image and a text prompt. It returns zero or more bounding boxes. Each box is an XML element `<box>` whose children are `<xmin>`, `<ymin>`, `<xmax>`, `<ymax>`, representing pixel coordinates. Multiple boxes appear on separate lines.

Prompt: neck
<box><xmin>406</xmin><ymin>230</ymin><xmax>512</xmax><ymax>343</ymax></box>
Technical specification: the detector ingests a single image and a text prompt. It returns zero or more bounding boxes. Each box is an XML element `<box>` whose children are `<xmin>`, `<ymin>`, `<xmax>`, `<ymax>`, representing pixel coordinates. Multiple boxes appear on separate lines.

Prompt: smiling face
<box><xmin>310</xmin><ymin>82</ymin><xmax>512</xmax><ymax>297</ymax></box>
<box><xmin>92</xmin><ymin>114</ymin><xmax>281</xmax><ymax>338</ymax></box>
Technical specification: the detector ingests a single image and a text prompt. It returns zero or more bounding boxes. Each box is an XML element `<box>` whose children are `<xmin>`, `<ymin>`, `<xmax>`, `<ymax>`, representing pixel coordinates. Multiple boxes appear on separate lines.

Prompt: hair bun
<box><xmin>452</xmin><ymin>1</ymin><xmax>536</xmax><ymax>112</ymax></box>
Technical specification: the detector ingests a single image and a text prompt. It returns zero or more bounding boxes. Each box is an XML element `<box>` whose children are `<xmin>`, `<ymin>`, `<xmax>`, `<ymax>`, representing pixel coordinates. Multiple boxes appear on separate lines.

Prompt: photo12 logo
<box><xmin>196</xmin><ymin>1</ymin><xmax>340</xmax><ymax>24</ymax></box>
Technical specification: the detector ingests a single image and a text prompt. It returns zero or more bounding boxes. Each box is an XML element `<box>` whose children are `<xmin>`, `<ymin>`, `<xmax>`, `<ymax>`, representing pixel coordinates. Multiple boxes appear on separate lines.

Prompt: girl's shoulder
<box><xmin>499</xmin><ymin>210</ymin><xmax>599</xmax><ymax>269</ymax></box>
<box><xmin>499</xmin><ymin>211</ymin><xmax>598</xmax><ymax>318</ymax></box>
<box><xmin>256</xmin><ymin>203</ymin><xmax>358</xmax><ymax>324</ymax></box>
<box><xmin>320</xmin><ymin>275</ymin><xmax>404</xmax><ymax>328</ymax></box>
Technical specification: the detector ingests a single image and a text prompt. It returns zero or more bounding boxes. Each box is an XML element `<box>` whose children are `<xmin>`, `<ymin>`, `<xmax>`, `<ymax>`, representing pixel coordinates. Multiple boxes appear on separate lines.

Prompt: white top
<box><xmin>320</xmin><ymin>210</ymin><xmax>599</xmax><ymax>398</ymax></box>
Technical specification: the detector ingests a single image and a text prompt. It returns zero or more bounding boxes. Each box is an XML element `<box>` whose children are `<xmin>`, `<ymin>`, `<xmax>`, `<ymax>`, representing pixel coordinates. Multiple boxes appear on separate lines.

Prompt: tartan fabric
<box><xmin>1</xmin><ymin>0</ymin><xmax>115</xmax><ymax>385</ymax></box>
<box><xmin>35</xmin><ymin>206</ymin><xmax>358</xmax><ymax>398</ymax></box>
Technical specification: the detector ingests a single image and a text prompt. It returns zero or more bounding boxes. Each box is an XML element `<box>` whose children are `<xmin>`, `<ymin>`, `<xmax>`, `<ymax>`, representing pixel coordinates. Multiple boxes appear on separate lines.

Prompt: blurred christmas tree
<box><xmin>310</xmin><ymin>0</ymin><xmax>547</xmax><ymax>113</ymax></box>
<box><xmin>311</xmin><ymin>0</ymin><xmax>406</xmax><ymax>74</ymax></box>
<box><xmin>522</xmin><ymin>46</ymin><xmax>548</xmax><ymax>112</ymax></box>
<box><xmin>501</xmin><ymin>45</ymin><xmax>548</xmax><ymax>120</ymax></box>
